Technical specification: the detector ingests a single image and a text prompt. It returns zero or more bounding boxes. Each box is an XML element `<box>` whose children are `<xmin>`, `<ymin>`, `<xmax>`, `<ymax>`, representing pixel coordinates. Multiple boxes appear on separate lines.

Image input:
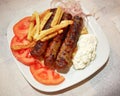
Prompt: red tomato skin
<box><xmin>13</xmin><ymin>16</ymin><xmax>31</xmax><ymax>40</ymax></box>
<box><xmin>11</xmin><ymin>49</ymin><xmax>36</xmax><ymax>66</ymax></box>
<box><xmin>30</xmin><ymin>62</ymin><xmax>45</xmax><ymax>74</ymax></box>
<box><xmin>10</xmin><ymin>36</ymin><xmax>36</xmax><ymax>66</ymax></box>
<box><xmin>30</xmin><ymin>65</ymin><xmax>65</xmax><ymax>85</ymax></box>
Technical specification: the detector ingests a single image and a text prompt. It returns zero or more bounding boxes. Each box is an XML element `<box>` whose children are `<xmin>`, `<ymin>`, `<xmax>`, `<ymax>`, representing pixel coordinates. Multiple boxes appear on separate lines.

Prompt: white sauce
<box><xmin>72</xmin><ymin>34</ymin><xmax>98</xmax><ymax>70</ymax></box>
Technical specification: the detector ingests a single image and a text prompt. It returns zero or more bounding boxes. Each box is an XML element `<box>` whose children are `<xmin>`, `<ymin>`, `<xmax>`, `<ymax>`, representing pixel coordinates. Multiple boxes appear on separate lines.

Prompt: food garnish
<box><xmin>51</xmin><ymin>0</ymin><xmax>86</xmax><ymax>17</ymax></box>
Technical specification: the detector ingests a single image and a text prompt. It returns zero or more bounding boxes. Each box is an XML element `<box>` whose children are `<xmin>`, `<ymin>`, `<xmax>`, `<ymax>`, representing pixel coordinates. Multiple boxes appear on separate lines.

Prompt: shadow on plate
<box><xmin>31</xmin><ymin>58</ymin><xmax>109</xmax><ymax>95</ymax></box>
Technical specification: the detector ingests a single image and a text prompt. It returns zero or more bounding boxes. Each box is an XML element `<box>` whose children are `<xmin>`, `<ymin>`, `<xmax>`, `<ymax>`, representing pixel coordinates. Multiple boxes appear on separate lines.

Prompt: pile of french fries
<box><xmin>12</xmin><ymin>7</ymin><xmax>88</xmax><ymax>50</ymax></box>
<box><xmin>27</xmin><ymin>7</ymin><xmax>73</xmax><ymax>42</ymax></box>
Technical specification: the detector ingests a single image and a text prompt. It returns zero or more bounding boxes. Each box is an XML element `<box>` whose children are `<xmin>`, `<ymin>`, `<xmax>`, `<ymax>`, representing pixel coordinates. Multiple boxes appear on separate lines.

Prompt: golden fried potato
<box><xmin>11</xmin><ymin>41</ymin><xmax>36</xmax><ymax>50</ymax></box>
<box><xmin>35</xmin><ymin>20</ymin><xmax>73</xmax><ymax>40</ymax></box>
<box><xmin>51</xmin><ymin>6</ymin><xmax>64</xmax><ymax>27</ymax></box>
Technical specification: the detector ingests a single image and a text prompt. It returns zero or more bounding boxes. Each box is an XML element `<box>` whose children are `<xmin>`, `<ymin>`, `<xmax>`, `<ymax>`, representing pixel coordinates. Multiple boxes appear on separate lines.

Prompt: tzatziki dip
<box><xmin>72</xmin><ymin>34</ymin><xmax>97</xmax><ymax>70</ymax></box>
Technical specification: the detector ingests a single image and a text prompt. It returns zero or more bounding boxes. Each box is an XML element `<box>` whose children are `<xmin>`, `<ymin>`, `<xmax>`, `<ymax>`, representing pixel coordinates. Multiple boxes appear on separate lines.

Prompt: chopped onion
<box><xmin>50</xmin><ymin>0</ymin><xmax>87</xmax><ymax>17</ymax></box>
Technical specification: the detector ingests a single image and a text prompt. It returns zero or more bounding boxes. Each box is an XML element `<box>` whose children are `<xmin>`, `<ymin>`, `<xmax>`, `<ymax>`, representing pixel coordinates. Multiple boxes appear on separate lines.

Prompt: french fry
<box><xmin>39</xmin><ymin>9</ymin><xmax>50</xmax><ymax>20</ymax></box>
<box><xmin>41</xmin><ymin>32</ymin><xmax>58</xmax><ymax>42</ymax></box>
<box><xmin>40</xmin><ymin>12</ymin><xmax>53</xmax><ymax>30</ymax></box>
<box><xmin>33</xmin><ymin>11</ymin><xmax>41</xmax><ymax>39</ymax></box>
<box><xmin>40</xmin><ymin>7</ymin><xmax>64</xmax><ymax>42</ymax></box>
<box><xmin>27</xmin><ymin>22</ymin><xmax>34</xmax><ymax>41</ymax></box>
<box><xmin>11</xmin><ymin>41</ymin><xmax>36</xmax><ymax>50</ymax></box>
<box><xmin>30</xmin><ymin>25</ymin><xmax>37</xmax><ymax>38</ymax></box>
<box><xmin>81</xmin><ymin>27</ymin><xmax>88</xmax><ymax>34</ymax></box>
<box><xmin>58</xmin><ymin>30</ymin><xmax>63</xmax><ymax>34</ymax></box>
<box><xmin>41</xmin><ymin>30</ymin><xmax>63</xmax><ymax>42</ymax></box>
<box><xmin>51</xmin><ymin>6</ymin><xmax>64</xmax><ymax>27</ymax></box>
<box><xmin>27</xmin><ymin>10</ymin><xmax>54</xmax><ymax>41</ymax></box>
<box><xmin>36</xmin><ymin>20</ymin><xmax>73</xmax><ymax>40</ymax></box>
<box><xmin>27</xmin><ymin>14</ymin><xmax>35</xmax><ymax>41</ymax></box>
<box><xmin>30</xmin><ymin>13</ymin><xmax>36</xmax><ymax>21</ymax></box>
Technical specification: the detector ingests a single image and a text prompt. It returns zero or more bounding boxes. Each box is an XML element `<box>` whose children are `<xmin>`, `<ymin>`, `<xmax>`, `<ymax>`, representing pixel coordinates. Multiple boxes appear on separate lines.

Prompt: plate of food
<box><xmin>7</xmin><ymin>0</ymin><xmax>110</xmax><ymax>92</ymax></box>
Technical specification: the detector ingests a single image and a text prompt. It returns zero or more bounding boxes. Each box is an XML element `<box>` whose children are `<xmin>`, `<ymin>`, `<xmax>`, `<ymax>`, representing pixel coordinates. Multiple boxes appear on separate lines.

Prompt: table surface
<box><xmin>0</xmin><ymin>0</ymin><xmax>120</xmax><ymax>96</ymax></box>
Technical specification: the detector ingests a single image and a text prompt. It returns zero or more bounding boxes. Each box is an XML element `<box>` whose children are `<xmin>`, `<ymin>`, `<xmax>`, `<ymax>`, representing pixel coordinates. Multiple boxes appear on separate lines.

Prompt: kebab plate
<box><xmin>10</xmin><ymin>0</ymin><xmax>98</xmax><ymax>85</ymax></box>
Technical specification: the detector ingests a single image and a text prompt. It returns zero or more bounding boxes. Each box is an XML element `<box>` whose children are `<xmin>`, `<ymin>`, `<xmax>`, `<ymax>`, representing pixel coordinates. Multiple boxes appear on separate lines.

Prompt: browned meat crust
<box><xmin>55</xmin><ymin>16</ymin><xmax>83</xmax><ymax>71</ymax></box>
<box><xmin>44</xmin><ymin>13</ymin><xmax>72</xmax><ymax>68</ymax></box>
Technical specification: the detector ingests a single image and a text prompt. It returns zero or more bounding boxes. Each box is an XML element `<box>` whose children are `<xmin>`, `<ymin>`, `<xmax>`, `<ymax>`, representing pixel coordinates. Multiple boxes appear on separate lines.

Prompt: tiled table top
<box><xmin>0</xmin><ymin>0</ymin><xmax>120</xmax><ymax>96</ymax></box>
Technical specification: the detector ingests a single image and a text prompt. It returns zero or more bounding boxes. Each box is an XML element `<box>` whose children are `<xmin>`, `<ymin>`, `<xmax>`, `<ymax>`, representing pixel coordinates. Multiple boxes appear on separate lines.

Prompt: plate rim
<box><xmin>7</xmin><ymin>3</ymin><xmax>110</xmax><ymax>92</ymax></box>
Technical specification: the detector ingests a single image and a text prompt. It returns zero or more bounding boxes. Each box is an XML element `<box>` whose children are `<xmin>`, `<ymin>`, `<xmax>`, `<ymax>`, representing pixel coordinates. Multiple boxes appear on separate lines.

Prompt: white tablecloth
<box><xmin>0</xmin><ymin>0</ymin><xmax>120</xmax><ymax>96</ymax></box>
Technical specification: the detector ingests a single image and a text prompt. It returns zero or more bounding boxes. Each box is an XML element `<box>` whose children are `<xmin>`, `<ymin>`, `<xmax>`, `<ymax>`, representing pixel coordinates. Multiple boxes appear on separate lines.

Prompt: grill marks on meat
<box><xmin>30</xmin><ymin>40</ymin><xmax>48</xmax><ymax>58</ymax></box>
<box><xmin>55</xmin><ymin>16</ymin><xmax>83</xmax><ymax>71</ymax></box>
<box><xmin>44</xmin><ymin>13</ymin><xmax>72</xmax><ymax>68</ymax></box>
<box><xmin>30</xmin><ymin>9</ymin><xmax>56</xmax><ymax>58</ymax></box>
<box><xmin>44</xmin><ymin>34</ymin><xmax>64</xmax><ymax>68</ymax></box>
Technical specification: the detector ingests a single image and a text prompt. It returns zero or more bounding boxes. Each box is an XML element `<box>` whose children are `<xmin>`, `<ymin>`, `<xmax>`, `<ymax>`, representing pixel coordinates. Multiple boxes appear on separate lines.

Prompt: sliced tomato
<box><xmin>12</xmin><ymin>49</ymin><xmax>36</xmax><ymax>66</ymax></box>
<box><xmin>30</xmin><ymin>64</ymin><xmax>65</xmax><ymax>85</ymax></box>
<box><xmin>11</xmin><ymin>36</ymin><xmax>36</xmax><ymax>66</ymax></box>
<box><xmin>13</xmin><ymin>16</ymin><xmax>31</xmax><ymax>40</ymax></box>
<box><xmin>11</xmin><ymin>36</ymin><xmax>30</xmax><ymax>47</ymax></box>
<box><xmin>30</xmin><ymin>62</ymin><xmax>45</xmax><ymax>74</ymax></box>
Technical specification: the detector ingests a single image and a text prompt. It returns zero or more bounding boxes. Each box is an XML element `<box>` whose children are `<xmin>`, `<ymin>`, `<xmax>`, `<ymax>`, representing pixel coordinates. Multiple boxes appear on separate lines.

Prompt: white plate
<box><xmin>7</xmin><ymin>0</ymin><xmax>110</xmax><ymax>92</ymax></box>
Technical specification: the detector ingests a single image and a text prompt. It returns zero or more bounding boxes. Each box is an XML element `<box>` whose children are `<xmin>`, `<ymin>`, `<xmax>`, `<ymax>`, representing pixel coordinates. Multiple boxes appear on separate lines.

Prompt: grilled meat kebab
<box><xmin>55</xmin><ymin>16</ymin><xmax>83</xmax><ymax>71</ymax></box>
<box><xmin>44</xmin><ymin>13</ymin><xmax>72</xmax><ymax>68</ymax></box>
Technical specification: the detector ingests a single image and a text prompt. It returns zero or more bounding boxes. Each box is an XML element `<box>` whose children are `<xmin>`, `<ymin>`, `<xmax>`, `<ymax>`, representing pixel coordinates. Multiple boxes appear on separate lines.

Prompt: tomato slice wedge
<box><xmin>30</xmin><ymin>61</ymin><xmax>45</xmax><ymax>74</ymax></box>
<box><xmin>30</xmin><ymin>64</ymin><xmax>65</xmax><ymax>85</ymax></box>
<box><xmin>11</xmin><ymin>36</ymin><xmax>36</xmax><ymax>66</ymax></box>
<box><xmin>13</xmin><ymin>16</ymin><xmax>31</xmax><ymax>40</ymax></box>
<box><xmin>12</xmin><ymin>49</ymin><xmax>36</xmax><ymax>66</ymax></box>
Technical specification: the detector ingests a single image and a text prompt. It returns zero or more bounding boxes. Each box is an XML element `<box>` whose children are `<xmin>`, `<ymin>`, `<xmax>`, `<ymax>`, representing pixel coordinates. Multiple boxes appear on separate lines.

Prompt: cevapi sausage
<box><xmin>55</xmin><ymin>16</ymin><xmax>83</xmax><ymax>71</ymax></box>
<box><xmin>44</xmin><ymin>13</ymin><xmax>72</xmax><ymax>68</ymax></box>
<box><xmin>30</xmin><ymin>8</ymin><xmax>56</xmax><ymax>58</ymax></box>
